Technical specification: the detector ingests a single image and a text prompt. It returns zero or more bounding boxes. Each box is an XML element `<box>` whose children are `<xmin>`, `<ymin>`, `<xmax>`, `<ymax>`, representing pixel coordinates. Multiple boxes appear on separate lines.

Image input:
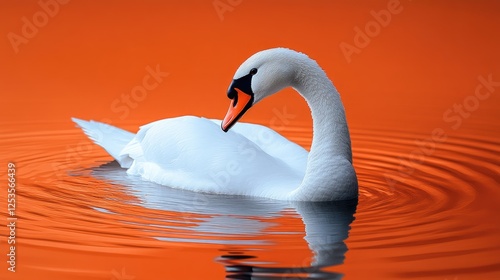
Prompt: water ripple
<box><xmin>1</xmin><ymin>122</ymin><xmax>499</xmax><ymax>279</ymax></box>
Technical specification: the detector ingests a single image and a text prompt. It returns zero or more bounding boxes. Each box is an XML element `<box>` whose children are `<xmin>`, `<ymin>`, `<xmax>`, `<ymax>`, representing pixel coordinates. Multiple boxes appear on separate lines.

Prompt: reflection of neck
<box><xmin>289</xmin><ymin>55</ymin><xmax>357</xmax><ymax>200</ymax></box>
<box><xmin>293</xmin><ymin>201</ymin><xmax>357</xmax><ymax>267</ymax></box>
<box><xmin>217</xmin><ymin>200</ymin><xmax>357</xmax><ymax>279</ymax></box>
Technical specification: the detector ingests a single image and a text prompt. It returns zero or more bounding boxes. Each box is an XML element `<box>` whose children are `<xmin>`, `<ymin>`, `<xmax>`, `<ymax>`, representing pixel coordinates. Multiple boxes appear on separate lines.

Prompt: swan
<box><xmin>73</xmin><ymin>48</ymin><xmax>358</xmax><ymax>201</ymax></box>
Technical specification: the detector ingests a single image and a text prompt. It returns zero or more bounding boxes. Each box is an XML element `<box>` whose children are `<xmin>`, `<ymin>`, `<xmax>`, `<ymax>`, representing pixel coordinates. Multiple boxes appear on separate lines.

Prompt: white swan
<box><xmin>73</xmin><ymin>48</ymin><xmax>358</xmax><ymax>201</ymax></box>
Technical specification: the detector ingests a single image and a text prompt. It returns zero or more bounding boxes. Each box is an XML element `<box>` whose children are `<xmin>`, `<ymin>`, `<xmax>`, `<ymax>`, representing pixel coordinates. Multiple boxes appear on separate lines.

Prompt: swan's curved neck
<box><xmin>289</xmin><ymin>56</ymin><xmax>357</xmax><ymax>200</ymax></box>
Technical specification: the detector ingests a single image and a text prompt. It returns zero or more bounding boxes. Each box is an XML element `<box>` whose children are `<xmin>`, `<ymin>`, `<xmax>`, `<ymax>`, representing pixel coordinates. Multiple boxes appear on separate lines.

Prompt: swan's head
<box><xmin>222</xmin><ymin>48</ymin><xmax>304</xmax><ymax>132</ymax></box>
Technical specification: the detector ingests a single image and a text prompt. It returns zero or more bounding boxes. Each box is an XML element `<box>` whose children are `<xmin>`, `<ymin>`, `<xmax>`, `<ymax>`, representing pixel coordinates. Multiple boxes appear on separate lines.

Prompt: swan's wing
<box><xmin>210</xmin><ymin>119</ymin><xmax>308</xmax><ymax>174</ymax></box>
<box><xmin>120</xmin><ymin>116</ymin><xmax>304</xmax><ymax>198</ymax></box>
<box><xmin>72</xmin><ymin>118</ymin><xmax>135</xmax><ymax>168</ymax></box>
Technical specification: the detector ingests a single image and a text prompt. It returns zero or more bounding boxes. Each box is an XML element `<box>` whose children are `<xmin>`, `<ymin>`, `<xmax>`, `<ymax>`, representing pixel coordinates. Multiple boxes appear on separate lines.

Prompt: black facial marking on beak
<box><xmin>222</xmin><ymin>69</ymin><xmax>258</xmax><ymax>132</ymax></box>
<box><xmin>227</xmin><ymin>71</ymin><xmax>255</xmax><ymax>103</ymax></box>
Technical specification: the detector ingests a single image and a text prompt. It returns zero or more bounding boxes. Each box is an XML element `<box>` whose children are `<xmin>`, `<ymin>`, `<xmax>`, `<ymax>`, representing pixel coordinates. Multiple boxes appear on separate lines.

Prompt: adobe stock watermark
<box><xmin>442</xmin><ymin>74</ymin><xmax>499</xmax><ymax>129</ymax></box>
<box><xmin>210</xmin><ymin>106</ymin><xmax>296</xmax><ymax>187</ymax></box>
<box><xmin>111</xmin><ymin>267</ymin><xmax>135</xmax><ymax>280</ymax></box>
<box><xmin>7</xmin><ymin>0</ymin><xmax>70</xmax><ymax>54</ymax></box>
<box><xmin>213</xmin><ymin>0</ymin><xmax>243</xmax><ymax>21</ymax></box>
<box><xmin>6</xmin><ymin>163</ymin><xmax>17</xmax><ymax>273</ymax></box>
<box><xmin>52</xmin><ymin>64</ymin><xmax>168</xmax><ymax>177</ymax></box>
<box><xmin>176</xmin><ymin>192</ymin><xmax>210</xmax><ymax>221</ymax></box>
<box><xmin>111</xmin><ymin>64</ymin><xmax>169</xmax><ymax>120</ymax></box>
<box><xmin>339</xmin><ymin>0</ymin><xmax>406</xmax><ymax>63</ymax></box>
<box><xmin>384</xmin><ymin>74</ymin><xmax>499</xmax><ymax>190</ymax></box>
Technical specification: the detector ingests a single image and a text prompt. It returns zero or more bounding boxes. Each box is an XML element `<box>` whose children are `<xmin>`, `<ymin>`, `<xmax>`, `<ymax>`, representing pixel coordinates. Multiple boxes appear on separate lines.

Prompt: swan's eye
<box><xmin>249</xmin><ymin>68</ymin><xmax>258</xmax><ymax>75</ymax></box>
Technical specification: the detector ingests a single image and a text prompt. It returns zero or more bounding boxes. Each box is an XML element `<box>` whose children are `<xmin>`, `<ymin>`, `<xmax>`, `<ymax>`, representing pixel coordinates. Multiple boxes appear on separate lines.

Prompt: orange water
<box><xmin>1</xmin><ymin>1</ymin><xmax>499</xmax><ymax>279</ymax></box>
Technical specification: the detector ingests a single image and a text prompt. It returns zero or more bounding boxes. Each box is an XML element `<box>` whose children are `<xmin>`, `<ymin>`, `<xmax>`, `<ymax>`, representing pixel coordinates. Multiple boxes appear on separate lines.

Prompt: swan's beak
<box><xmin>222</xmin><ymin>88</ymin><xmax>254</xmax><ymax>132</ymax></box>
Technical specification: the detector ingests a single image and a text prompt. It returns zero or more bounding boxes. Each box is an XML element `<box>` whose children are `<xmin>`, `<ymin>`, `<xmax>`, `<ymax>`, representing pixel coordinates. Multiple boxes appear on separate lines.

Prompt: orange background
<box><xmin>1</xmin><ymin>1</ymin><xmax>500</xmax><ymax>280</ymax></box>
<box><xmin>2</xmin><ymin>0</ymin><xmax>499</xmax><ymax>130</ymax></box>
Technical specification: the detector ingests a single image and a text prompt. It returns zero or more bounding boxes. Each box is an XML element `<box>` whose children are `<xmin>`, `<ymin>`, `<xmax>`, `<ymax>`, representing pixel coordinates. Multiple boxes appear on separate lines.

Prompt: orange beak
<box><xmin>221</xmin><ymin>88</ymin><xmax>254</xmax><ymax>132</ymax></box>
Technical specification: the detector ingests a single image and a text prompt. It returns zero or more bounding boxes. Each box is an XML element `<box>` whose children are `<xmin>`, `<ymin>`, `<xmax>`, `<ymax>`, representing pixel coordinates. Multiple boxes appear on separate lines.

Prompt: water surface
<box><xmin>2</xmin><ymin>1</ymin><xmax>500</xmax><ymax>279</ymax></box>
<box><xmin>1</xmin><ymin>119</ymin><xmax>498</xmax><ymax>280</ymax></box>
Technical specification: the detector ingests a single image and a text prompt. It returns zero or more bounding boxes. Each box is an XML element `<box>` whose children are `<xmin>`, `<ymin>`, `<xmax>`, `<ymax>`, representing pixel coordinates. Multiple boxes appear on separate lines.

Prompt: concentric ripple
<box><xmin>0</xmin><ymin>121</ymin><xmax>498</xmax><ymax>279</ymax></box>
<box><xmin>347</xmin><ymin>126</ymin><xmax>500</xmax><ymax>279</ymax></box>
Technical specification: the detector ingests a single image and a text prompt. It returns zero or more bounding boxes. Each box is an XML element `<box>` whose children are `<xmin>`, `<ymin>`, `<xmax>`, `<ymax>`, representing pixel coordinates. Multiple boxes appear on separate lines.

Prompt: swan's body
<box><xmin>73</xmin><ymin>48</ymin><xmax>358</xmax><ymax>201</ymax></box>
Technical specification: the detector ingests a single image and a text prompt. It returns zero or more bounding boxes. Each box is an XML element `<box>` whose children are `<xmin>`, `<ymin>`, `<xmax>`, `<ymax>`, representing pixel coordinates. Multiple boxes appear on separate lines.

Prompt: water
<box><xmin>0</xmin><ymin>120</ymin><xmax>498</xmax><ymax>280</ymax></box>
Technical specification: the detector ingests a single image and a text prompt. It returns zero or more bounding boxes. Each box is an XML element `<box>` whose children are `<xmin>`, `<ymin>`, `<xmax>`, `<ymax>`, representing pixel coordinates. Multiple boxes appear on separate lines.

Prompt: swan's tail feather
<box><xmin>72</xmin><ymin>118</ymin><xmax>135</xmax><ymax>168</ymax></box>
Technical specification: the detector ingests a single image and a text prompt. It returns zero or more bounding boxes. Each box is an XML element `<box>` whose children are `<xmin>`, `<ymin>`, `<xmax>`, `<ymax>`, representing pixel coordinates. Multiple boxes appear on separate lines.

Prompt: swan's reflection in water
<box><xmin>93</xmin><ymin>162</ymin><xmax>357</xmax><ymax>279</ymax></box>
<box><xmin>217</xmin><ymin>201</ymin><xmax>356</xmax><ymax>280</ymax></box>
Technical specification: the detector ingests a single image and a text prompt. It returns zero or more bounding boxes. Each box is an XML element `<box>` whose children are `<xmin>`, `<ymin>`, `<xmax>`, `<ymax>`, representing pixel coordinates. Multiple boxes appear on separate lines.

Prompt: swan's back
<box><xmin>121</xmin><ymin>116</ymin><xmax>307</xmax><ymax>199</ymax></box>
